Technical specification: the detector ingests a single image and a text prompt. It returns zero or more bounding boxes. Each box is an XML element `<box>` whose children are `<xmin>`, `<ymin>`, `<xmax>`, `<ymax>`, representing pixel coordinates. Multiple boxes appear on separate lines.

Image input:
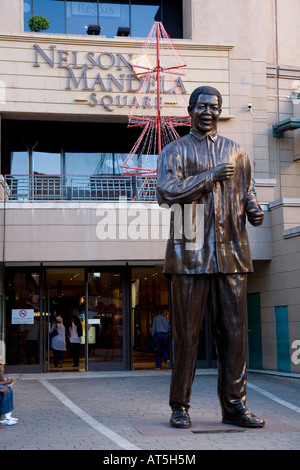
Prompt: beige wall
<box><xmin>248</xmin><ymin>202</ymin><xmax>300</xmax><ymax>373</ymax></box>
<box><xmin>0</xmin><ymin>0</ymin><xmax>23</xmax><ymax>35</ymax></box>
<box><xmin>0</xmin><ymin>202</ymin><xmax>270</xmax><ymax>264</ymax></box>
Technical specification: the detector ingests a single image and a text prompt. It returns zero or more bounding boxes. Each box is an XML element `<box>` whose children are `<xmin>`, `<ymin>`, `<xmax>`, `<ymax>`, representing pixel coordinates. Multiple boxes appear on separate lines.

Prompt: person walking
<box><xmin>68</xmin><ymin>315</ymin><xmax>82</xmax><ymax>368</ymax></box>
<box><xmin>151</xmin><ymin>310</ymin><xmax>171</xmax><ymax>370</ymax></box>
<box><xmin>50</xmin><ymin>316</ymin><xmax>66</xmax><ymax>368</ymax></box>
<box><xmin>0</xmin><ymin>357</ymin><xmax>18</xmax><ymax>426</ymax></box>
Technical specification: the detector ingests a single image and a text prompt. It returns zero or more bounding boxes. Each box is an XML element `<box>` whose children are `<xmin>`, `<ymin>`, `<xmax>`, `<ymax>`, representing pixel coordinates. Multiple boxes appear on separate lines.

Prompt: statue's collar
<box><xmin>190</xmin><ymin>130</ymin><xmax>218</xmax><ymax>142</ymax></box>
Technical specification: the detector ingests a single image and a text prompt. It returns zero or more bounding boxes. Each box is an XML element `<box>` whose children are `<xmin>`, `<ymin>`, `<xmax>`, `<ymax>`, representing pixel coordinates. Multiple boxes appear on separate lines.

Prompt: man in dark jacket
<box><xmin>157</xmin><ymin>86</ymin><xmax>265</xmax><ymax>429</ymax></box>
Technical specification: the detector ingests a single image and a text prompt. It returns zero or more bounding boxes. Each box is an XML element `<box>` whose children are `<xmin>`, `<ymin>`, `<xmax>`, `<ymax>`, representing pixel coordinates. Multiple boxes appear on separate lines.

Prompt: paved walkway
<box><xmin>1</xmin><ymin>369</ymin><xmax>299</xmax><ymax>452</ymax></box>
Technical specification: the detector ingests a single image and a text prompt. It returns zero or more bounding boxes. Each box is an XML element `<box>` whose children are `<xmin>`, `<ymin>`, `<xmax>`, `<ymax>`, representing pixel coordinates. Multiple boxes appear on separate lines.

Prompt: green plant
<box><xmin>29</xmin><ymin>15</ymin><xmax>50</xmax><ymax>32</ymax></box>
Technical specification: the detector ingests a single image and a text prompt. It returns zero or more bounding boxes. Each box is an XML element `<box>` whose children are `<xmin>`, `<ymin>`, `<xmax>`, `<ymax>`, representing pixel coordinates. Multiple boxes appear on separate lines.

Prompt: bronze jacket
<box><xmin>156</xmin><ymin>131</ymin><xmax>262</xmax><ymax>274</ymax></box>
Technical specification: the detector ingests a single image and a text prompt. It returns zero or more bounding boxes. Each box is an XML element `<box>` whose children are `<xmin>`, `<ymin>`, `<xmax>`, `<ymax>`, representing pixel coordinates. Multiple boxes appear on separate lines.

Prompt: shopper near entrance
<box><xmin>157</xmin><ymin>86</ymin><xmax>265</xmax><ymax>429</ymax></box>
<box><xmin>0</xmin><ymin>356</ymin><xmax>18</xmax><ymax>426</ymax></box>
<box><xmin>151</xmin><ymin>309</ymin><xmax>171</xmax><ymax>370</ymax></box>
<box><xmin>50</xmin><ymin>316</ymin><xmax>66</xmax><ymax>368</ymax></box>
<box><xmin>68</xmin><ymin>315</ymin><xmax>83</xmax><ymax>368</ymax></box>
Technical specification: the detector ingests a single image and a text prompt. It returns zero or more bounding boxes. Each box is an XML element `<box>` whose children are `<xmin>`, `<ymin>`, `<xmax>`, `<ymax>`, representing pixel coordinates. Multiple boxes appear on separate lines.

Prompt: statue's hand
<box><xmin>247</xmin><ymin>209</ymin><xmax>264</xmax><ymax>226</ymax></box>
<box><xmin>211</xmin><ymin>163</ymin><xmax>234</xmax><ymax>182</ymax></box>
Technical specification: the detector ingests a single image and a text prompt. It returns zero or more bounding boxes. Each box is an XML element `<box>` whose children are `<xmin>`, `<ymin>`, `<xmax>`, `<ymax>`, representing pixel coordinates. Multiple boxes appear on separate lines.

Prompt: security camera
<box><xmin>248</xmin><ymin>102</ymin><xmax>252</xmax><ymax>110</ymax></box>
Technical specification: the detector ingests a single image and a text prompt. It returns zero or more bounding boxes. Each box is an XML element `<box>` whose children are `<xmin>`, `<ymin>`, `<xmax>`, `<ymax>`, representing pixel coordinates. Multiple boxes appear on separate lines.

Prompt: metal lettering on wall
<box><xmin>33</xmin><ymin>44</ymin><xmax>187</xmax><ymax>112</ymax></box>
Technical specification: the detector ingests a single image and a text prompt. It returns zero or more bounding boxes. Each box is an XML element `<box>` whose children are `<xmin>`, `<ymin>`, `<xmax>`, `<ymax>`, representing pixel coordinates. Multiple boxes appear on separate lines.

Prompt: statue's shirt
<box><xmin>157</xmin><ymin>132</ymin><xmax>259</xmax><ymax>274</ymax></box>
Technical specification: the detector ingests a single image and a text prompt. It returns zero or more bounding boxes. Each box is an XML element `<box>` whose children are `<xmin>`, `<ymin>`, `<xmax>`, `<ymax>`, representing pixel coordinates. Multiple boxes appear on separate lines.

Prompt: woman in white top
<box><xmin>50</xmin><ymin>316</ymin><xmax>66</xmax><ymax>368</ymax></box>
<box><xmin>68</xmin><ymin>315</ymin><xmax>82</xmax><ymax>367</ymax></box>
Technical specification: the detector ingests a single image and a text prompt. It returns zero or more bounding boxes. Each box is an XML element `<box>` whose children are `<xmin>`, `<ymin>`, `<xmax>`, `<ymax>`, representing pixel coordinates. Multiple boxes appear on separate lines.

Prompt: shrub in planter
<box><xmin>29</xmin><ymin>15</ymin><xmax>50</xmax><ymax>32</ymax></box>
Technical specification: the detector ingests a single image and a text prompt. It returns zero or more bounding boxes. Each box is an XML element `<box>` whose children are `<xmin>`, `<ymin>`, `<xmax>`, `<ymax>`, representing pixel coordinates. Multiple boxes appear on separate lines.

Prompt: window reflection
<box><xmin>10</xmin><ymin>152</ymin><xmax>30</xmax><ymax>200</ymax></box>
<box><xmin>24</xmin><ymin>0</ymin><xmax>65</xmax><ymax>33</ymax></box>
<box><xmin>11</xmin><ymin>152</ymin><xmax>29</xmax><ymax>175</ymax></box>
<box><xmin>33</xmin><ymin>152</ymin><xmax>61</xmax><ymax>175</ymax></box>
<box><xmin>131</xmin><ymin>0</ymin><xmax>160</xmax><ymax>37</ymax></box>
<box><xmin>98</xmin><ymin>1</ymin><xmax>129</xmax><ymax>37</ymax></box>
<box><xmin>66</xmin><ymin>0</ymin><xmax>98</xmax><ymax>35</ymax></box>
<box><xmin>65</xmin><ymin>152</ymin><xmax>125</xmax><ymax>175</ymax></box>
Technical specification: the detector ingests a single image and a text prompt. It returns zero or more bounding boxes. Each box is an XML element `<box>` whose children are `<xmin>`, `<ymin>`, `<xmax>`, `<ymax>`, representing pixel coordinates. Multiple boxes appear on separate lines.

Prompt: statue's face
<box><xmin>189</xmin><ymin>94</ymin><xmax>221</xmax><ymax>135</ymax></box>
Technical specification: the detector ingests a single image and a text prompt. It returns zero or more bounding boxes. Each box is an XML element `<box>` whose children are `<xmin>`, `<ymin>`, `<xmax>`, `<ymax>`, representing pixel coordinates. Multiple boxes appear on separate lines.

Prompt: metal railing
<box><xmin>3</xmin><ymin>174</ymin><xmax>158</xmax><ymax>202</ymax></box>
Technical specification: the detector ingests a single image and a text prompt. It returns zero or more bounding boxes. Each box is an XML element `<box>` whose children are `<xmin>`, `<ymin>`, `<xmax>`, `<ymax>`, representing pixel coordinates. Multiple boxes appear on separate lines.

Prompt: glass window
<box><xmin>66</xmin><ymin>0</ymin><xmax>98</xmax><ymax>35</ymax></box>
<box><xmin>11</xmin><ymin>152</ymin><xmax>29</xmax><ymax>175</ymax></box>
<box><xmin>25</xmin><ymin>0</ymin><xmax>66</xmax><ymax>34</ymax></box>
<box><xmin>23</xmin><ymin>1</ymin><xmax>33</xmax><ymax>32</ymax></box>
<box><xmin>24</xmin><ymin>1</ymin><xmax>182</xmax><ymax>38</ymax></box>
<box><xmin>33</xmin><ymin>151</ymin><xmax>61</xmax><ymax>175</ymax></box>
<box><xmin>65</xmin><ymin>152</ymin><xmax>125</xmax><ymax>175</ymax></box>
<box><xmin>98</xmin><ymin>1</ymin><xmax>129</xmax><ymax>37</ymax></box>
<box><xmin>131</xmin><ymin>0</ymin><xmax>160</xmax><ymax>37</ymax></box>
<box><xmin>9</xmin><ymin>152</ymin><xmax>30</xmax><ymax>200</ymax></box>
<box><xmin>127</xmin><ymin>153</ymin><xmax>158</xmax><ymax>172</ymax></box>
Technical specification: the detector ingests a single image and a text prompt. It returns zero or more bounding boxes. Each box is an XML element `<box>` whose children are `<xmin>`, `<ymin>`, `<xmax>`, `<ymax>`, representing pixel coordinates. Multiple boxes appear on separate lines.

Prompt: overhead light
<box><xmin>86</xmin><ymin>24</ymin><xmax>101</xmax><ymax>35</ymax></box>
<box><xmin>117</xmin><ymin>26</ymin><xmax>130</xmax><ymax>37</ymax></box>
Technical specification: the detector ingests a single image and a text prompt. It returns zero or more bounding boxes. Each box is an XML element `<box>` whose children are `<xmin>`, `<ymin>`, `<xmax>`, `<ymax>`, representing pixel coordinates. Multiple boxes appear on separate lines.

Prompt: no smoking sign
<box><xmin>12</xmin><ymin>309</ymin><xmax>34</xmax><ymax>325</ymax></box>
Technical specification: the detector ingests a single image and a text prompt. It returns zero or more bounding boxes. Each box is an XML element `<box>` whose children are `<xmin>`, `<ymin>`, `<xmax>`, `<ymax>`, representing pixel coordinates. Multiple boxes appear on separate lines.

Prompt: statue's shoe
<box><xmin>222</xmin><ymin>409</ymin><xmax>265</xmax><ymax>428</ymax></box>
<box><xmin>170</xmin><ymin>406</ymin><xmax>191</xmax><ymax>429</ymax></box>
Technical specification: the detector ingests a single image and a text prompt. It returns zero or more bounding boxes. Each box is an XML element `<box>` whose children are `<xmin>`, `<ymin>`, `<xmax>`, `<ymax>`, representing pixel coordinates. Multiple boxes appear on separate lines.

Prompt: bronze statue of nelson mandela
<box><xmin>156</xmin><ymin>86</ymin><xmax>265</xmax><ymax>429</ymax></box>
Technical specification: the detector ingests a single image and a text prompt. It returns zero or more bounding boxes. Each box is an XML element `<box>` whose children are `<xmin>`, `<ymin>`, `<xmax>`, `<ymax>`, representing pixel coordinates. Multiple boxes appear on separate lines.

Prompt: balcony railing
<box><xmin>3</xmin><ymin>174</ymin><xmax>157</xmax><ymax>202</ymax></box>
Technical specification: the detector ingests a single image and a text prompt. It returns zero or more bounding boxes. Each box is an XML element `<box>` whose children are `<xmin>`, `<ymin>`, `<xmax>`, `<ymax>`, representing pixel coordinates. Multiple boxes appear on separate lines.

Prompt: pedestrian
<box><xmin>68</xmin><ymin>315</ymin><xmax>82</xmax><ymax>367</ymax></box>
<box><xmin>0</xmin><ymin>356</ymin><xmax>18</xmax><ymax>426</ymax></box>
<box><xmin>151</xmin><ymin>309</ymin><xmax>171</xmax><ymax>370</ymax></box>
<box><xmin>50</xmin><ymin>316</ymin><xmax>66</xmax><ymax>368</ymax></box>
<box><xmin>157</xmin><ymin>85</ymin><xmax>265</xmax><ymax>429</ymax></box>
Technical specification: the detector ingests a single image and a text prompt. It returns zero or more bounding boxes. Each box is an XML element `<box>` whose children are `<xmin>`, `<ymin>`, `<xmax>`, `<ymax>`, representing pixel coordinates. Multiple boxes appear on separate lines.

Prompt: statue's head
<box><xmin>188</xmin><ymin>86</ymin><xmax>223</xmax><ymax>110</ymax></box>
<box><xmin>188</xmin><ymin>86</ymin><xmax>222</xmax><ymax>136</ymax></box>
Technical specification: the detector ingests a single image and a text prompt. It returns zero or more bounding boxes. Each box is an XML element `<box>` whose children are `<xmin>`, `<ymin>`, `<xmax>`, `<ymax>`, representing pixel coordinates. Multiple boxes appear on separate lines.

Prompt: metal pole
<box><xmin>85</xmin><ymin>279</ymin><xmax>89</xmax><ymax>371</ymax></box>
<box><xmin>156</xmin><ymin>22</ymin><xmax>162</xmax><ymax>155</ymax></box>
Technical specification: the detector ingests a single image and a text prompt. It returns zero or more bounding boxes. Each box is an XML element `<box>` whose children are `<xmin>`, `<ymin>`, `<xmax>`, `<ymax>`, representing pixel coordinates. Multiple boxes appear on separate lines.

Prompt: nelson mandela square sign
<box><xmin>33</xmin><ymin>44</ymin><xmax>187</xmax><ymax>112</ymax></box>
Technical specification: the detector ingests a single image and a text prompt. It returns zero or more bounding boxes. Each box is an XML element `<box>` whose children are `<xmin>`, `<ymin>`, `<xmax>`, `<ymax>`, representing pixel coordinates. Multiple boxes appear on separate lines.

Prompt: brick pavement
<box><xmin>0</xmin><ymin>370</ymin><xmax>299</xmax><ymax>452</ymax></box>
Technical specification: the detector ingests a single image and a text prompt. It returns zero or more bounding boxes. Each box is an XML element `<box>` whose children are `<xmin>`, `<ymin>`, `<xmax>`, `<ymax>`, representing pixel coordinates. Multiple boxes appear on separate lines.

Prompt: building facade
<box><xmin>0</xmin><ymin>0</ymin><xmax>299</xmax><ymax>374</ymax></box>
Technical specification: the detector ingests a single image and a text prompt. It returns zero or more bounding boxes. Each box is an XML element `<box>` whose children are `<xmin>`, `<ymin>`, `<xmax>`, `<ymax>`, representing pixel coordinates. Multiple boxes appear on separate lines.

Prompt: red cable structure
<box><xmin>121</xmin><ymin>22</ymin><xmax>191</xmax><ymax>198</ymax></box>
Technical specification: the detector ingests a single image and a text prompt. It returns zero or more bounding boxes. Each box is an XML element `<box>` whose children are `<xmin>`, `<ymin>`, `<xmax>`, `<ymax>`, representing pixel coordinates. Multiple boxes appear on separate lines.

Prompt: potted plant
<box><xmin>29</xmin><ymin>15</ymin><xmax>50</xmax><ymax>32</ymax></box>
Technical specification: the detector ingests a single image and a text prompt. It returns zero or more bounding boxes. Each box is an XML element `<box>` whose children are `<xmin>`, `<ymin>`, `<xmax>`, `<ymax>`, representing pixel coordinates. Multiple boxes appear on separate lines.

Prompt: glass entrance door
<box><xmin>86</xmin><ymin>269</ymin><xmax>125</xmax><ymax>370</ymax></box>
<box><xmin>45</xmin><ymin>268</ymin><xmax>85</xmax><ymax>371</ymax></box>
<box><xmin>4</xmin><ymin>268</ymin><xmax>42</xmax><ymax>372</ymax></box>
<box><xmin>131</xmin><ymin>266</ymin><xmax>170</xmax><ymax>370</ymax></box>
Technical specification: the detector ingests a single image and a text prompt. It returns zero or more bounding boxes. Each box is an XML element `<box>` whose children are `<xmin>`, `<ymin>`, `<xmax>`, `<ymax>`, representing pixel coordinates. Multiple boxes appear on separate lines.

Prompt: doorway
<box><xmin>130</xmin><ymin>266</ymin><xmax>217</xmax><ymax>370</ymax></box>
<box><xmin>4</xmin><ymin>266</ymin><xmax>127</xmax><ymax>372</ymax></box>
<box><xmin>131</xmin><ymin>266</ymin><xmax>170</xmax><ymax>370</ymax></box>
<box><xmin>45</xmin><ymin>268</ymin><xmax>85</xmax><ymax>371</ymax></box>
<box><xmin>45</xmin><ymin>267</ymin><xmax>126</xmax><ymax>371</ymax></box>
